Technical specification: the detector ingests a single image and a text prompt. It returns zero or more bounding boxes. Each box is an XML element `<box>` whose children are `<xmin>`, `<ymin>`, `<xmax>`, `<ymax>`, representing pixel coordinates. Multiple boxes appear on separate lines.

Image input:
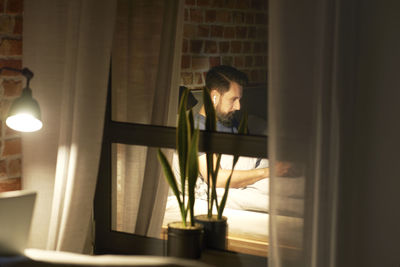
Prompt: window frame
<box><xmin>94</xmin><ymin>68</ymin><xmax>268</xmax><ymax>256</ymax></box>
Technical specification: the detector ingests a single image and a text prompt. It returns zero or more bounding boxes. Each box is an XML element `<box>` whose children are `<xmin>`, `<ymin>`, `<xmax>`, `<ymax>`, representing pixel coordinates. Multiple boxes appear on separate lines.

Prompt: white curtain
<box><xmin>111</xmin><ymin>0</ymin><xmax>183</xmax><ymax>237</ymax></box>
<box><xmin>269</xmin><ymin>0</ymin><xmax>400</xmax><ymax>266</ymax></box>
<box><xmin>22</xmin><ymin>0</ymin><xmax>116</xmax><ymax>253</ymax></box>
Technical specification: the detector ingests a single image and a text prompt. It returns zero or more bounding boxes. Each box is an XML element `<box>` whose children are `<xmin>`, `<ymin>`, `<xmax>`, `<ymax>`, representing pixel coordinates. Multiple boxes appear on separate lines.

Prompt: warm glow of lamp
<box><xmin>2</xmin><ymin>67</ymin><xmax>42</xmax><ymax>132</ymax></box>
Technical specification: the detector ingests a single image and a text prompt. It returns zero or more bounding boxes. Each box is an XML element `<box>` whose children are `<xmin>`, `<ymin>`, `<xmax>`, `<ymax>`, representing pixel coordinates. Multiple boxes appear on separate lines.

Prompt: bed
<box><xmin>162</xmin><ymin>85</ymin><xmax>305</xmax><ymax>257</ymax></box>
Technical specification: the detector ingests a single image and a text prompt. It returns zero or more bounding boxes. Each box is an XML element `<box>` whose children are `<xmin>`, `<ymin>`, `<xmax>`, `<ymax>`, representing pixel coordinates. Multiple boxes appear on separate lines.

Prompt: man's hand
<box><xmin>198</xmin><ymin>154</ymin><xmax>269</xmax><ymax>188</ymax></box>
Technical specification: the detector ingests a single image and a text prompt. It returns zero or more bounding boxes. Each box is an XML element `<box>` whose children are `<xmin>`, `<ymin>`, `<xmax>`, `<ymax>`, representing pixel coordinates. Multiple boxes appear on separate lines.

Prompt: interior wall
<box><xmin>0</xmin><ymin>0</ymin><xmax>23</xmax><ymax>193</ymax></box>
<box><xmin>181</xmin><ymin>0</ymin><xmax>268</xmax><ymax>88</ymax></box>
<box><xmin>337</xmin><ymin>0</ymin><xmax>400</xmax><ymax>266</ymax></box>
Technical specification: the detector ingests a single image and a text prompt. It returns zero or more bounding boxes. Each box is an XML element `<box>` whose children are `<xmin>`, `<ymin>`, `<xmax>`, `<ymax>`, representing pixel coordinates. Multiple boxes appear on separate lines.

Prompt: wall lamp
<box><xmin>1</xmin><ymin>67</ymin><xmax>42</xmax><ymax>132</ymax></box>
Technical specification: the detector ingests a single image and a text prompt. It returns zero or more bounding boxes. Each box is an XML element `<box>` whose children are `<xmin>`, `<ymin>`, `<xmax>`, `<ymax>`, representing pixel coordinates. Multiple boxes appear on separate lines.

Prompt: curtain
<box><xmin>111</xmin><ymin>0</ymin><xmax>183</xmax><ymax>237</ymax></box>
<box><xmin>269</xmin><ymin>0</ymin><xmax>343</xmax><ymax>266</ymax></box>
<box><xmin>22</xmin><ymin>0</ymin><xmax>116</xmax><ymax>253</ymax></box>
<box><xmin>269</xmin><ymin>0</ymin><xmax>400</xmax><ymax>266</ymax></box>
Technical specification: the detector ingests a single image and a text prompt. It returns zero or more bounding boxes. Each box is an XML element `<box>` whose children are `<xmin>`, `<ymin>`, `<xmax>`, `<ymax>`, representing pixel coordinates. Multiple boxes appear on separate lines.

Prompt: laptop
<box><xmin>0</xmin><ymin>190</ymin><xmax>36</xmax><ymax>256</ymax></box>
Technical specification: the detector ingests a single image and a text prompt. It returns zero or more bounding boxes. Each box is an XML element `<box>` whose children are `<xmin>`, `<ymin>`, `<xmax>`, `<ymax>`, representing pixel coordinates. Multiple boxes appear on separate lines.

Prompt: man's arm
<box><xmin>198</xmin><ymin>154</ymin><xmax>269</xmax><ymax>188</ymax></box>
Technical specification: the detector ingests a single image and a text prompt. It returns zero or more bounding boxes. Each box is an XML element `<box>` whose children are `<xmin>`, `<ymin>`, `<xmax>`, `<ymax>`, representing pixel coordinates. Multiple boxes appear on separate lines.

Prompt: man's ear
<box><xmin>210</xmin><ymin>91</ymin><xmax>219</xmax><ymax>105</ymax></box>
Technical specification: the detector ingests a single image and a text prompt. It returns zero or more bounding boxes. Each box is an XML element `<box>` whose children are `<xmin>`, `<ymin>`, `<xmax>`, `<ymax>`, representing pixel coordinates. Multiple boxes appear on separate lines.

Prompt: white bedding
<box><xmin>162</xmin><ymin>196</ymin><xmax>269</xmax><ymax>241</ymax></box>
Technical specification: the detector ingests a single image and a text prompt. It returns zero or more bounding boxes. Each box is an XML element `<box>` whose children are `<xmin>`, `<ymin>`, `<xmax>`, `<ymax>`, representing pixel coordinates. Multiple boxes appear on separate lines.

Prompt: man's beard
<box><xmin>216</xmin><ymin>109</ymin><xmax>235</xmax><ymax>127</ymax></box>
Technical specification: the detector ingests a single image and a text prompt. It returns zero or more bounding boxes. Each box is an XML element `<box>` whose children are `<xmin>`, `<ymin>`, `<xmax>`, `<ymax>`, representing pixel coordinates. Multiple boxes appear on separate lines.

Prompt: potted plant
<box><xmin>194</xmin><ymin>88</ymin><xmax>247</xmax><ymax>250</ymax></box>
<box><xmin>157</xmin><ymin>88</ymin><xmax>203</xmax><ymax>259</ymax></box>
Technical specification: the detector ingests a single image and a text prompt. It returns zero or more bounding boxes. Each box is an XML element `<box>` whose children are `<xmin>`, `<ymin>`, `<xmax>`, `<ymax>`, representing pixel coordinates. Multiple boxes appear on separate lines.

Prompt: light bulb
<box><xmin>6</xmin><ymin>113</ymin><xmax>43</xmax><ymax>132</ymax></box>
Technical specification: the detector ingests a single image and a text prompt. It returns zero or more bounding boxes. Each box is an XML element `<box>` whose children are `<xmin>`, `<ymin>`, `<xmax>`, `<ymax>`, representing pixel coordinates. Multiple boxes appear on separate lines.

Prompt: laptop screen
<box><xmin>0</xmin><ymin>190</ymin><xmax>36</xmax><ymax>256</ymax></box>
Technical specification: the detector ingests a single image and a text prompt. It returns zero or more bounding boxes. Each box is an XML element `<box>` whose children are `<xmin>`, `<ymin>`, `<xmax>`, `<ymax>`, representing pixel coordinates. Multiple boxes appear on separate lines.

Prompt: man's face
<box><xmin>215</xmin><ymin>82</ymin><xmax>243</xmax><ymax>125</ymax></box>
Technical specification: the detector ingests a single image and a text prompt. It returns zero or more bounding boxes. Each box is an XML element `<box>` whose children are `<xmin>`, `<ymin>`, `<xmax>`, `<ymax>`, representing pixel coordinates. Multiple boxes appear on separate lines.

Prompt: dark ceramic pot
<box><xmin>167</xmin><ymin>222</ymin><xmax>204</xmax><ymax>259</ymax></box>
<box><xmin>195</xmin><ymin>215</ymin><xmax>228</xmax><ymax>250</ymax></box>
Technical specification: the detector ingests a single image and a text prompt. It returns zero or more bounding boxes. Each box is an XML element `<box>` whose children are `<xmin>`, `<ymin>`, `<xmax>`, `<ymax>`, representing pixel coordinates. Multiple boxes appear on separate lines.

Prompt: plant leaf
<box><xmin>157</xmin><ymin>149</ymin><xmax>182</xmax><ymax>208</ymax></box>
<box><xmin>187</xmin><ymin>128</ymin><xmax>199</xmax><ymax>226</ymax></box>
<box><xmin>203</xmin><ymin>87</ymin><xmax>216</xmax><ymax>132</ymax></box>
<box><xmin>177</xmin><ymin>89</ymin><xmax>189</xmax><ymax>202</ymax></box>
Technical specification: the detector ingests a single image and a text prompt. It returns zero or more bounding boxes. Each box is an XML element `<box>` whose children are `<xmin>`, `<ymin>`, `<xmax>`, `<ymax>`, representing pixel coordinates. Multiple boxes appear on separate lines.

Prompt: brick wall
<box><xmin>181</xmin><ymin>0</ymin><xmax>268</xmax><ymax>88</ymax></box>
<box><xmin>0</xmin><ymin>0</ymin><xmax>23</xmax><ymax>192</ymax></box>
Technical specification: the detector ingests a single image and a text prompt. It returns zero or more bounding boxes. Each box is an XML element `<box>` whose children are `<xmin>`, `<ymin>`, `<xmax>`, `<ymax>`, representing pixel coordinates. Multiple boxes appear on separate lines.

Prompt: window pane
<box><xmin>111</xmin><ymin>143</ymin><xmax>270</xmax><ymax>256</ymax></box>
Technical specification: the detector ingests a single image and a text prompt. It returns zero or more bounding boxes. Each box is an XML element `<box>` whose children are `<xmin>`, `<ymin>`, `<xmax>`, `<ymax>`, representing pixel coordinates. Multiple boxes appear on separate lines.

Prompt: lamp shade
<box><xmin>6</xmin><ymin>88</ymin><xmax>42</xmax><ymax>132</ymax></box>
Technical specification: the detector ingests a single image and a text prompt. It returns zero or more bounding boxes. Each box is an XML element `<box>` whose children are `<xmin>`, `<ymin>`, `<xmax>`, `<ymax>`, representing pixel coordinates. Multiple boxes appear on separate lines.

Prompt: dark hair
<box><xmin>205</xmin><ymin>65</ymin><xmax>248</xmax><ymax>94</ymax></box>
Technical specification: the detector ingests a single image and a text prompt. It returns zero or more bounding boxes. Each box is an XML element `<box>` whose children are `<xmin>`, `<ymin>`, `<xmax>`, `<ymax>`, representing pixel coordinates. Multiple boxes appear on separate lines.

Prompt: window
<box><xmin>94</xmin><ymin>0</ymin><xmax>268</xmax><ymax>257</ymax></box>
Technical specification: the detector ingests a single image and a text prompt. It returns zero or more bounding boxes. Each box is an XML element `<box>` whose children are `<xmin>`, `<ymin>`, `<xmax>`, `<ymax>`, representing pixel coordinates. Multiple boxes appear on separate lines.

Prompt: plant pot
<box><xmin>167</xmin><ymin>222</ymin><xmax>204</xmax><ymax>259</ymax></box>
<box><xmin>195</xmin><ymin>215</ymin><xmax>228</xmax><ymax>250</ymax></box>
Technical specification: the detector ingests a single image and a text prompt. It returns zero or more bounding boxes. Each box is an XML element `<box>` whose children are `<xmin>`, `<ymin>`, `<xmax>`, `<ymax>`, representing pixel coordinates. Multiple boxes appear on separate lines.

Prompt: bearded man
<box><xmin>195</xmin><ymin>65</ymin><xmax>269</xmax><ymax>189</ymax></box>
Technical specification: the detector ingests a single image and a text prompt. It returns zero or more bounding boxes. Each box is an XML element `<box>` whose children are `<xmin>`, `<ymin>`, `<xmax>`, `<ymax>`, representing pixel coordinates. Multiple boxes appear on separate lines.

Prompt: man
<box><xmin>195</xmin><ymin>65</ymin><xmax>269</xmax><ymax>189</ymax></box>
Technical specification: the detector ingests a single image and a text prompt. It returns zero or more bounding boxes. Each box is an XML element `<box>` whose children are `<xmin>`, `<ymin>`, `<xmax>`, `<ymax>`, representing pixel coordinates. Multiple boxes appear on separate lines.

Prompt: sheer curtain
<box><xmin>111</xmin><ymin>0</ymin><xmax>183</xmax><ymax>237</ymax></box>
<box><xmin>269</xmin><ymin>0</ymin><xmax>400</xmax><ymax>266</ymax></box>
<box><xmin>22</xmin><ymin>0</ymin><xmax>116</xmax><ymax>253</ymax></box>
<box><xmin>269</xmin><ymin>0</ymin><xmax>344</xmax><ymax>266</ymax></box>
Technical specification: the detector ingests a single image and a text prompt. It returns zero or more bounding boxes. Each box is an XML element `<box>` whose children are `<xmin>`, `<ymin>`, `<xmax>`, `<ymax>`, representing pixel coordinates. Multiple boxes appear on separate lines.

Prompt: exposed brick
<box><xmin>13</xmin><ymin>16</ymin><xmax>22</xmax><ymax>34</ymax></box>
<box><xmin>0</xmin><ymin>99</ymin><xmax>11</xmax><ymax>118</ymax></box>
<box><xmin>210</xmin><ymin>25</ymin><xmax>223</xmax><ymax>38</ymax></box>
<box><xmin>255</xmin><ymin>13</ymin><xmax>267</xmax><ymax>25</ymax></box>
<box><xmin>0</xmin><ymin>60</ymin><xmax>22</xmax><ymax>75</ymax></box>
<box><xmin>204</xmin><ymin>40</ymin><xmax>217</xmax><ymax>53</ymax></box>
<box><xmin>215</xmin><ymin>10</ymin><xmax>231</xmax><ymax>23</ymax></box>
<box><xmin>8</xmin><ymin>158</ymin><xmax>21</xmax><ymax>176</ymax></box>
<box><xmin>0</xmin><ymin>39</ymin><xmax>22</xmax><ymax>55</ymax></box>
<box><xmin>0</xmin><ymin>160</ymin><xmax>6</xmax><ymax>178</ymax></box>
<box><xmin>250</xmin><ymin>0</ymin><xmax>263</xmax><ymax>10</ymax></box>
<box><xmin>248</xmin><ymin>27</ymin><xmax>257</xmax><ymax>38</ymax></box>
<box><xmin>181</xmin><ymin>72</ymin><xmax>193</xmax><ymax>85</ymax></box>
<box><xmin>2</xmin><ymin>138</ymin><xmax>21</xmax><ymax>156</ymax></box>
<box><xmin>243</xmin><ymin>41</ymin><xmax>252</xmax><ymax>52</ymax></box>
<box><xmin>181</xmin><ymin>55</ymin><xmax>191</xmax><ymax>69</ymax></box>
<box><xmin>234</xmin><ymin>56</ymin><xmax>244</xmax><ymax>67</ymax></box>
<box><xmin>184</xmin><ymin>8</ymin><xmax>189</xmax><ymax>21</ymax></box>
<box><xmin>185</xmin><ymin>0</ymin><xmax>195</xmax><ymax>5</ymax></box>
<box><xmin>6</xmin><ymin>0</ymin><xmax>23</xmax><ymax>14</ymax></box>
<box><xmin>232</xmin><ymin>12</ymin><xmax>245</xmax><ymax>24</ymax></box>
<box><xmin>236</xmin><ymin>26</ymin><xmax>247</xmax><ymax>39</ymax></box>
<box><xmin>192</xmin><ymin>56</ymin><xmax>209</xmax><ymax>70</ymax></box>
<box><xmin>190</xmin><ymin>40</ymin><xmax>203</xmax><ymax>53</ymax></box>
<box><xmin>223</xmin><ymin>26</ymin><xmax>235</xmax><ymax>39</ymax></box>
<box><xmin>0</xmin><ymin>0</ymin><xmax>4</xmax><ymax>13</ymax></box>
<box><xmin>194</xmin><ymin>72</ymin><xmax>203</xmax><ymax>84</ymax></box>
<box><xmin>210</xmin><ymin>0</ymin><xmax>224</xmax><ymax>8</ymax></box>
<box><xmin>230</xmin><ymin>41</ymin><xmax>242</xmax><ymax>53</ymax></box>
<box><xmin>254</xmin><ymin>55</ymin><xmax>264</xmax><ymax>66</ymax></box>
<box><xmin>236</xmin><ymin>0</ymin><xmax>250</xmax><ymax>9</ymax></box>
<box><xmin>222</xmin><ymin>0</ymin><xmax>235</xmax><ymax>8</ymax></box>
<box><xmin>197</xmin><ymin>25</ymin><xmax>210</xmax><ymax>38</ymax></box>
<box><xmin>256</xmin><ymin>27</ymin><xmax>268</xmax><ymax>39</ymax></box>
<box><xmin>222</xmin><ymin>56</ymin><xmax>233</xmax><ymax>66</ymax></box>
<box><xmin>219</xmin><ymin>41</ymin><xmax>229</xmax><ymax>53</ymax></box>
<box><xmin>209</xmin><ymin>56</ymin><xmax>221</xmax><ymax>67</ymax></box>
<box><xmin>190</xmin><ymin>8</ymin><xmax>203</xmax><ymax>23</ymax></box>
<box><xmin>245</xmin><ymin>56</ymin><xmax>253</xmax><ymax>67</ymax></box>
<box><xmin>0</xmin><ymin>16</ymin><xmax>13</xmax><ymax>34</ymax></box>
<box><xmin>5</xmin><ymin>124</ymin><xmax>18</xmax><ymax>137</ymax></box>
<box><xmin>197</xmin><ymin>0</ymin><xmax>210</xmax><ymax>6</ymax></box>
<box><xmin>245</xmin><ymin>13</ymin><xmax>254</xmax><ymax>24</ymax></box>
<box><xmin>253</xmin><ymin>42</ymin><xmax>261</xmax><ymax>53</ymax></box>
<box><xmin>2</xmin><ymin>79</ymin><xmax>22</xmax><ymax>97</ymax></box>
<box><xmin>250</xmin><ymin>69</ymin><xmax>259</xmax><ymax>81</ymax></box>
<box><xmin>0</xmin><ymin>177</ymin><xmax>21</xmax><ymax>192</ymax></box>
<box><xmin>182</xmin><ymin>39</ymin><xmax>188</xmax><ymax>53</ymax></box>
<box><xmin>205</xmin><ymin>10</ymin><xmax>216</xmax><ymax>23</ymax></box>
<box><xmin>183</xmin><ymin>24</ymin><xmax>196</xmax><ymax>38</ymax></box>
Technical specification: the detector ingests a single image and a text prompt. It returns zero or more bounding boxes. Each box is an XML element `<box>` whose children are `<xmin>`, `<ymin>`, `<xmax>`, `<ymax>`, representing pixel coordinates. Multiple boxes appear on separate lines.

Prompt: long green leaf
<box><xmin>157</xmin><ymin>149</ymin><xmax>183</xmax><ymax>212</ymax></box>
<box><xmin>218</xmin><ymin>114</ymin><xmax>248</xmax><ymax>219</ymax></box>
<box><xmin>177</xmin><ymin>89</ymin><xmax>189</xmax><ymax>204</ymax></box>
<box><xmin>187</xmin><ymin>128</ymin><xmax>199</xmax><ymax>226</ymax></box>
<box><xmin>203</xmin><ymin>87</ymin><xmax>216</xmax><ymax>132</ymax></box>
